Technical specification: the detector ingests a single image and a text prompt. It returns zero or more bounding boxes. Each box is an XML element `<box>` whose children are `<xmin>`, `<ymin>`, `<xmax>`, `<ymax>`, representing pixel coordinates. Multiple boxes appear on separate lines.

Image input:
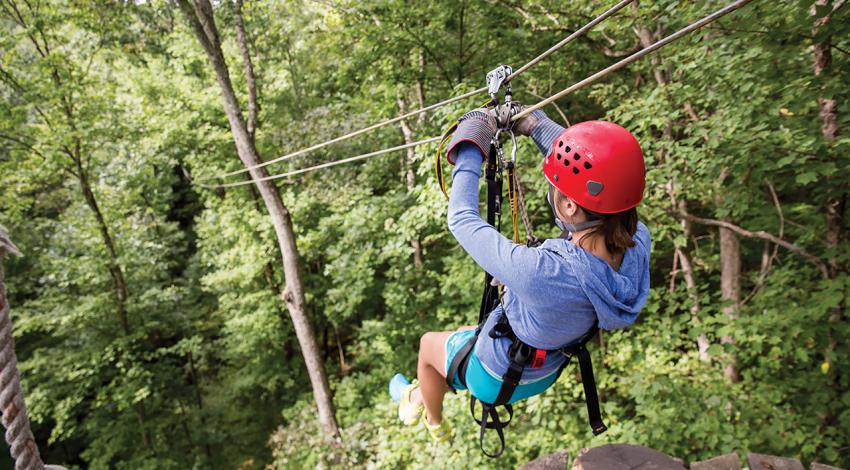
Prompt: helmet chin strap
<box><xmin>557</xmin><ymin>218</ymin><xmax>603</xmax><ymax>234</ymax></box>
<box><xmin>547</xmin><ymin>187</ymin><xmax>604</xmax><ymax>234</ymax></box>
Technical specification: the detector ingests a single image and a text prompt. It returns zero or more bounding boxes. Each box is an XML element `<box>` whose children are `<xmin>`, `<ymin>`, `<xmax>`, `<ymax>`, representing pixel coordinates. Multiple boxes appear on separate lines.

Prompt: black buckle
<box><xmin>508</xmin><ymin>342</ymin><xmax>535</xmax><ymax>365</ymax></box>
<box><xmin>489</xmin><ymin>321</ymin><xmax>511</xmax><ymax>339</ymax></box>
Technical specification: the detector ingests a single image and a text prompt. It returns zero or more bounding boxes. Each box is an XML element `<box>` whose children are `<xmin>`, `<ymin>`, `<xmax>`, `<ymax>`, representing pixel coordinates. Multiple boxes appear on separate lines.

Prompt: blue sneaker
<box><xmin>390</xmin><ymin>373</ymin><xmax>424</xmax><ymax>426</ymax></box>
<box><xmin>389</xmin><ymin>373</ymin><xmax>410</xmax><ymax>403</ymax></box>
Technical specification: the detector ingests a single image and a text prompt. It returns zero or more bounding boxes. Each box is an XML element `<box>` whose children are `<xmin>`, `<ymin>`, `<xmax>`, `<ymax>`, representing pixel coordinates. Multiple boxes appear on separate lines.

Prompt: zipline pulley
<box><xmin>486</xmin><ymin>64</ymin><xmax>513</xmax><ymax>104</ymax></box>
<box><xmin>486</xmin><ymin>64</ymin><xmax>535</xmax><ymax>245</ymax></box>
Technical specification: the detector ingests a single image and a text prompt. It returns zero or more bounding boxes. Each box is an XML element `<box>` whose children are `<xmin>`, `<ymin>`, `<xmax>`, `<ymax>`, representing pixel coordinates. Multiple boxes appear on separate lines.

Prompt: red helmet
<box><xmin>542</xmin><ymin>121</ymin><xmax>645</xmax><ymax>214</ymax></box>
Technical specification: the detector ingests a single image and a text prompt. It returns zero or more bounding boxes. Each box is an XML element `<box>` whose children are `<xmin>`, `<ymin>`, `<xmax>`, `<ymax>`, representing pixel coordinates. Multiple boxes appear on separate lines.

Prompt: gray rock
<box><xmin>572</xmin><ymin>444</ymin><xmax>686</xmax><ymax>470</ymax></box>
<box><xmin>810</xmin><ymin>463</ymin><xmax>845</xmax><ymax>470</ymax></box>
<box><xmin>519</xmin><ymin>451</ymin><xmax>570</xmax><ymax>470</ymax></box>
<box><xmin>746</xmin><ymin>453</ymin><xmax>804</xmax><ymax>470</ymax></box>
<box><xmin>690</xmin><ymin>453</ymin><xmax>741</xmax><ymax>470</ymax></box>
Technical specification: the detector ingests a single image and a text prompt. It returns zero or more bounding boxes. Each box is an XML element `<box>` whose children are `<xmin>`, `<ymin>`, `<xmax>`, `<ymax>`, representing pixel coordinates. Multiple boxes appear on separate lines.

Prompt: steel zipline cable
<box><xmin>200</xmin><ymin>137</ymin><xmax>442</xmax><ymax>188</ymax></box>
<box><xmin>203</xmin><ymin>0</ymin><xmax>756</xmax><ymax>189</ymax></box>
<box><xmin>196</xmin><ymin>0</ymin><xmax>635</xmax><ymax>183</ymax></box>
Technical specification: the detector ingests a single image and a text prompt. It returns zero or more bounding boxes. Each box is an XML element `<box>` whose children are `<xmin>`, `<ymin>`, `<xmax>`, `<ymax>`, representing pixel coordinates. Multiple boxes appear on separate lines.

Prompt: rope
<box><xmin>0</xmin><ymin>227</ymin><xmax>65</xmax><ymax>470</ymax></box>
<box><xmin>209</xmin><ymin>0</ymin><xmax>755</xmax><ymax>184</ymax></box>
<box><xmin>0</xmin><ymin>227</ymin><xmax>44</xmax><ymax>470</ymax></box>
<box><xmin>196</xmin><ymin>0</ymin><xmax>635</xmax><ymax>184</ymax></box>
<box><xmin>512</xmin><ymin>166</ymin><xmax>535</xmax><ymax>243</ymax></box>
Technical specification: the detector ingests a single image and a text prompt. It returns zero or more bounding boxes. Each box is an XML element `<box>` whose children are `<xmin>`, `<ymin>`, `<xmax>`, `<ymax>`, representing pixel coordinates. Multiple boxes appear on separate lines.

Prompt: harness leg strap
<box><xmin>446</xmin><ymin>334</ymin><xmax>476</xmax><ymax>391</ymax></box>
<box><xmin>471</xmin><ymin>398</ymin><xmax>512</xmax><ymax>458</ymax></box>
<box><xmin>576</xmin><ymin>346</ymin><xmax>607</xmax><ymax>435</ymax></box>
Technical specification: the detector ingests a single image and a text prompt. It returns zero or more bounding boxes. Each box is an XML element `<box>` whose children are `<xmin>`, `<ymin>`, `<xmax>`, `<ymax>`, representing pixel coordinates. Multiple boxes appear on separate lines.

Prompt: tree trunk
<box><xmin>186</xmin><ymin>351</ymin><xmax>213</xmax><ymax>460</ymax></box>
<box><xmin>72</xmin><ymin>120</ymin><xmax>153</xmax><ymax>452</ymax></box>
<box><xmin>812</xmin><ymin>0</ymin><xmax>845</xmax><ymax>385</ymax></box>
<box><xmin>673</xmin><ymin>194</ymin><xmax>710</xmax><ymax>361</ymax></box>
<box><xmin>812</xmin><ymin>0</ymin><xmax>843</xmax><ymax>282</ymax></box>
<box><xmin>633</xmin><ymin>7</ymin><xmax>668</xmax><ymax>87</ymax></box>
<box><xmin>719</xmin><ymin>226</ymin><xmax>741</xmax><ymax>383</ymax></box>
<box><xmin>178</xmin><ymin>0</ymin><xmax>340</xmax><ymax>441</ymax></box>
<box><xmin>74</xmin><ymin>159</ymin><xmax>131</xmax><ymax>336</ymax></box>
<box><xmin>812</xmin><ymin>0</ymin><xmax>838</xmax><ymax>143</ymax></box>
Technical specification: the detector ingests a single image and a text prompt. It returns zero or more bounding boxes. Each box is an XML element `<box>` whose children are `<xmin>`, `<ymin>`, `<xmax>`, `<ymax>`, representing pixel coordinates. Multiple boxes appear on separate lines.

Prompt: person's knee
<box><xmin>419</xmin><ymin>332</ymin><xmax>435</xmax><ymax>352</ymax></box>
<box><xmin>419</xmin><ymin>332</ymin><xmax>445</xmax><ymax>367</ymax></box>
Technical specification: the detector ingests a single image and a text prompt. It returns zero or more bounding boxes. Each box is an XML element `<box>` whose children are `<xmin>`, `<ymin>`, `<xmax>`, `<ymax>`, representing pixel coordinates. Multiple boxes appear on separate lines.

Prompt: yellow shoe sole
<box><xmin>398</xmin><ymin>382</ymin><xmax>424</xmax><ymax>426</ymax></box>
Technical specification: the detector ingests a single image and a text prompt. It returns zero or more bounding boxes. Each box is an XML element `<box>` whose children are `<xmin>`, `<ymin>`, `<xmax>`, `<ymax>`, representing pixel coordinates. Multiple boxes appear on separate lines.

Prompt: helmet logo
<box><xmin>587</xmin><ymin>180</ymin><xmax>604</xmax><ymax>196</ymax></box>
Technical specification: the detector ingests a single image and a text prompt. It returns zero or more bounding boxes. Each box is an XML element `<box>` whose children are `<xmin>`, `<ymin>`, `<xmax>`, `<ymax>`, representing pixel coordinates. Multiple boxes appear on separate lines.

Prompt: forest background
<box><xmin>0</xmin><ymin>0</ymin><xmax>848</xmax><ymax>469</ymax></box>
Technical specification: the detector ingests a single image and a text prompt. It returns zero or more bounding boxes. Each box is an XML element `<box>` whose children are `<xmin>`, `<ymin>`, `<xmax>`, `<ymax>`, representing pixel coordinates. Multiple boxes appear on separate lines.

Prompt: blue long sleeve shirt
<box><xmin>447</xmin><ymin>140</ymin><xmax>651</xmax><ymax>381</ymax></box>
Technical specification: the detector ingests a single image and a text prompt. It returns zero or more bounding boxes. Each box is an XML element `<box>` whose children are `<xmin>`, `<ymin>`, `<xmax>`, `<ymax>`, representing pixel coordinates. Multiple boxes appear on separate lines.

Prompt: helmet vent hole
<box><xmin>573</xmin><ymin>153</ymin><xmax>581</xmax><ymax>161</ymax></box>
<box><xmin>572</xmin><ymin>167</ymin><xmax>580</xmax><ymax>175</ymax></box>
<box><xmin>584</xmin><ymin>162</ymin><xmax>592</xmax><ymax>170</ymax></box>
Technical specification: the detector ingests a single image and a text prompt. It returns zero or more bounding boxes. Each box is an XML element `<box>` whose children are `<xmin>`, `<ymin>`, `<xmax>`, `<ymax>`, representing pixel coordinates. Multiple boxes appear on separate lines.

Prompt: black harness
<box><xmin>445</xmin><ymin>147</ymin><xmax>607</xmax><ymax>458</ymax></box>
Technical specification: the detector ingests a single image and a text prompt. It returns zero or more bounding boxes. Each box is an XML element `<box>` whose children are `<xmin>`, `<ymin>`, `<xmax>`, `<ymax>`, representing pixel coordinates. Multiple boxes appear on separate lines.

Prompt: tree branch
<box><xmin>0</xmin><ymin>132</ymin><xmax>45</xmax><ymax>159</ymax></box>
<box><xmin>672</xmin><ymin>209</ymin><xmax>829</xmax><ymax>279</ymax></box>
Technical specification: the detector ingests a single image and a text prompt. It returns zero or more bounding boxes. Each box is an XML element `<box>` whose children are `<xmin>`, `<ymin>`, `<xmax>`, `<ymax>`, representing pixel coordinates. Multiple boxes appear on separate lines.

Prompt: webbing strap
<box><xmin>478</xmin><ymin>144</ymin><xmax>501</xmax><ymax>324</ymax></box>
<box><xmin>575</xmin><ymin>345</ymin><xmax>607</xmax><ymax>435</ymax></box>
<box><xmin>492</xmin><ymin>355</ymin><xmax>523</xmax><ymax>406</ymax></box>
<box><xmin>470</xmin><ymin>397</ymin><xmax>513</xmax><ymax>458</ymax></box>
<box><xmin>445</xmin><ymin>333</ymin><xmax>476</xmax><ymax>391</ymax></box>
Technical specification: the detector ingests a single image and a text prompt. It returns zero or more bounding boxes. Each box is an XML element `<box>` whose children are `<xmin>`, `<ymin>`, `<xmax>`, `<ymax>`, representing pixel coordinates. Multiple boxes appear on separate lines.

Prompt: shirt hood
<box><xmin>540</xmin><ymin>222</ymin><xmax>651</xmax><ymax>330</ymax></box>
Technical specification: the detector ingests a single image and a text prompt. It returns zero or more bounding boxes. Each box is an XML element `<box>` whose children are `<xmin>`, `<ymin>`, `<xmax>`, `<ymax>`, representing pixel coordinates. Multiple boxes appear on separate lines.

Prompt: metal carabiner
<box><xmin>492</xmin><ymin>128</ymin><xmax>517</xmax><ymax>168</ymax></box>
<box><xmin>492</xmin><ymin>130</ymin><xmax>505</xmax><ymax>163</ymax></box>
<box><xmin>507</xmin><ymin>129</ymin><xmax>518</xmax><ymax>163</ymax></box>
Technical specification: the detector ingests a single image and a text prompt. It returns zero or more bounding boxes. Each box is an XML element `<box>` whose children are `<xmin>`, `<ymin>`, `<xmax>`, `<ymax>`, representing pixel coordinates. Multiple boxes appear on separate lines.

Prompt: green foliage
<box><xmin>1</xmin><ymin>0</ymin><xmax>848</xmax><ymax>469</ymax></box>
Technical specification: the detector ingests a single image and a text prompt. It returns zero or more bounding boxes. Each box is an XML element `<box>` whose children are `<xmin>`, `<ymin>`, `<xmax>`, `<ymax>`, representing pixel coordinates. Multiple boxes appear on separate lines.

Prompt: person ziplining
<box><xmin>389</xmin><ymin>100</ymin><xmax>651</xmax><ymax>456</ymax></box>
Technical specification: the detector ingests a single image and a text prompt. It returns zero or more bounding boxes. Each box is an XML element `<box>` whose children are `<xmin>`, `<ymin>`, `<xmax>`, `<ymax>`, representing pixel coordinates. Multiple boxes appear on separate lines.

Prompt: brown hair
<box><xmin>578</xmin><ymin>206</ymin><xmax>638</xmax><ymax>255</ymax></box>
<box><xmin>552</xmin><ymin>189</ymin><xmax>638</xmax><ymax>255</ymax></box>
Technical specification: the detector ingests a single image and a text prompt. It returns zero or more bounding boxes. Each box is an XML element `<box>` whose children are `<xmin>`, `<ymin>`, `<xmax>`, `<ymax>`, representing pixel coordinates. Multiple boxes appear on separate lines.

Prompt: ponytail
<box><xmin>577</xmin><ymin>207</ymin><xmax>638</xmax><ymax>255</ymax></box>
<box><xmin>599</xmin><ymin>207</ymin><xmax>638</xmax><ymax>254</ymax></box>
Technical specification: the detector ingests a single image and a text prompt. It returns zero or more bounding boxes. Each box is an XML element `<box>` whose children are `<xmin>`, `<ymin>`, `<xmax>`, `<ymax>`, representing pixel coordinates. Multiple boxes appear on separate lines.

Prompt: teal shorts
<box><xmin>444</xmin><ymin>329</ymin><xmax>559</xmax><ymax>405</ymax></box>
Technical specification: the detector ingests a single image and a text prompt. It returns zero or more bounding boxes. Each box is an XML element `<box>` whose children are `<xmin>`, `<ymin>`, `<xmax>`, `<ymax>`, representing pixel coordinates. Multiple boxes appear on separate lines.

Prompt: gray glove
<box><xmin>507</xmin><ymin>104</ymin><xmax>539</xmax><ymax>136</ymax></box>
<box><xmin>445</xmin><ymin>108</ymin><xmax>496</xmax><ymax>165</ymax></box>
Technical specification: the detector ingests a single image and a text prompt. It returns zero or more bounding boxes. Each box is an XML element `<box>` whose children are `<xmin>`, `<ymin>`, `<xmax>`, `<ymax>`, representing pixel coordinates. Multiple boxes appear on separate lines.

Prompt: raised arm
<box><xmin>447</xmin><ymin>143</ymin><xmax>552</xmax><ymax>299</ymax></box>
